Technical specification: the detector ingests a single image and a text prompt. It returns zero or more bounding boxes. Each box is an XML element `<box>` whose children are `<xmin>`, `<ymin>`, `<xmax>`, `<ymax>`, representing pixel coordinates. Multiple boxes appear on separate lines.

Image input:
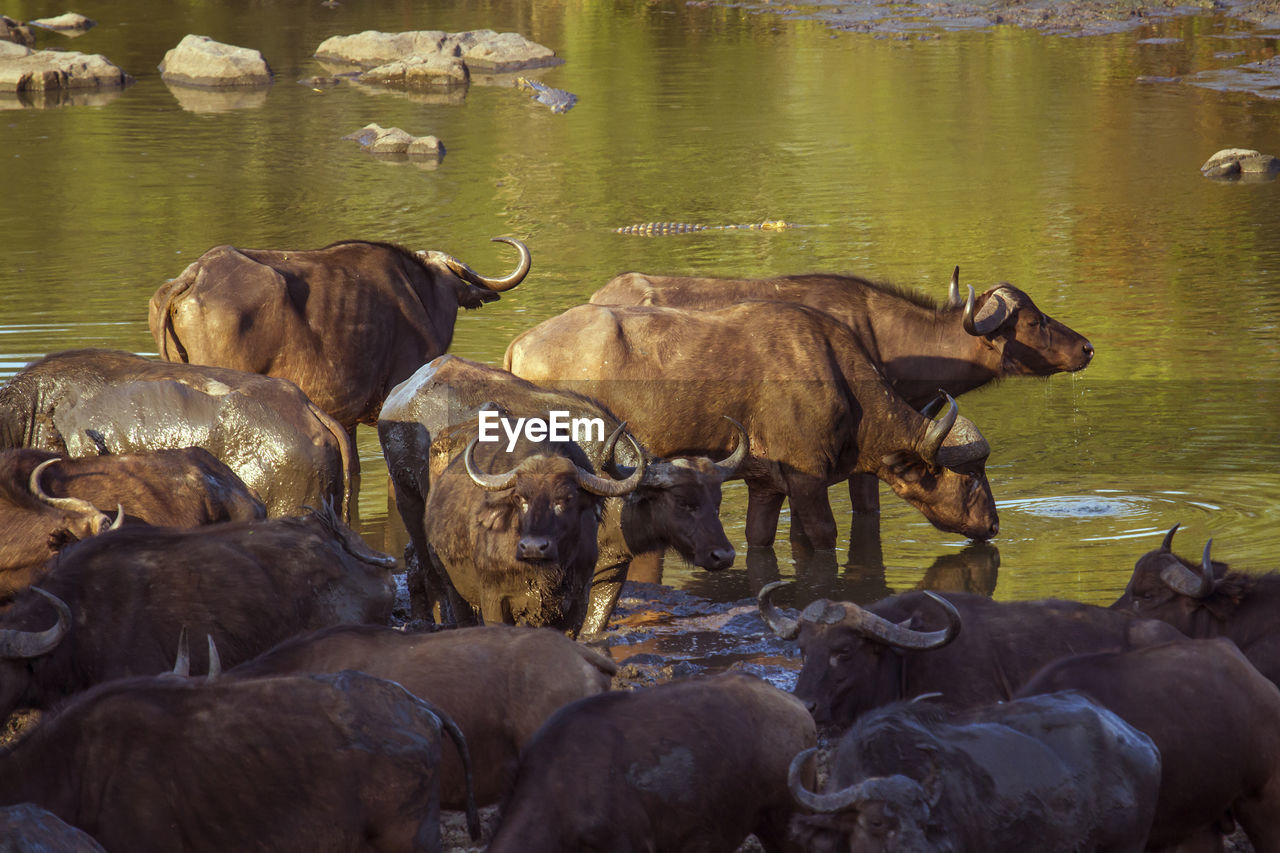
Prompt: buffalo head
<box><xmin>789</xmin><ymin>749</ymin><xmax>934</xmax><ymax>853</ymax></box>
<box><xmin>1110</xmin><ymin>523</ymin><xmax>1228</xmax><ymax>631</ymax></box>
<box><xmin>605</xmin><ymin>416</ymin><xmax>747</xmax><ymax>571</ymax></box>
<box><xmin>758</xmin><ymin>582</ymin><xmax>961</xmax><ymax>727</ymax></box>
<box><xmin>460</xmin><ymin>429</ymin><xmax>644</xmax><ymax>629</ymax></box>
<box><xmin>961</xmin><ymin>282</ymin><xmax>1093</xmax><ymax>375</ymax></box>
<box><xmin>878</xmin><ymin>395</ymin><xmax>998</xmax><ymax>541</ymax></box>
<box><xmin>0</xmin><ymin>587</ymin><xmax>71</xmax><ymax>718</ymax></box>
<box><xmin>416</xmin><ymin>237</ymin><xmax>532</xmax><ymax>309</ymax></box>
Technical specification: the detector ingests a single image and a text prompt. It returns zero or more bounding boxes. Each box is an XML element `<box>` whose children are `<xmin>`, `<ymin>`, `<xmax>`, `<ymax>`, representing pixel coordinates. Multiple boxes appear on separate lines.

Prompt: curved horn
<box><xmin>945</xmin><ymin>266</ymin><xmax>962</xmax><ymax>309</ymax></box>
<box><xmin>171</xmin><ymin>627</ymin><xmax>191</xmax><ymax>677</ymax></box>
<box><xmin>574</xmin><ymin>427</ymin><xmax>646</xmax><ymax>497</ymax></box>
<box><xmin>788</xmin><ymin>748</ymin><xmax>867</xmax><ymax>814</ymax></box>
<box><xmin>1161</xmin><ymin>523</ymin><xmax>1180</xmax><ymax>551</ymax></box>
<box><xmin>601</xmin><ymin>419</ymin><xmax>639</xmax><ymax>479</ymax></box>
<box><xmin>30</xmin><ymin>458</ymin><xmax>113</xmax><ymax>534</ymax></box>
<box><xmin>439</xmin><ymin>238</ymin><xmax>531</xmax><ymax>293</ymax></box>
<box><xmin>758</xmin><ymin>581</ymin><xmax>800</xmax><ymax>640</ymax></box>
<box><xmin>917</xmin><ymin>394</ymin><xmax>958</xmax><ymax>465</ymax></box>
<box><xmin>463</xmin><ymin>436</ymin><xmax>521</xmax><ymax>491</ymax></box>
<box><xmin>1159</xmin><ymin>539</ymin><xmax>1216</xmax><ymax>599</ymax></box>
<box><xmin>963</xmin><ymin>286</ymin><xmax>1011</xmax><ymax>336</ymax></box>
<box><xmin>0</xmin><ymin>588</ymin><xmax>72</xmax><ymax>659</ymax></box>
<box><xmin>109</xmin><ymin>504</ymin><xmax>124</xmax><ymax>531</ymax></box>
<box><xmin>713</xmin><ymin>417</ymin><xmax>749</xmax><ymax>479</ymax></box>
<box><xmin>845</xmin><ymin>591</ymin><xmax>961</xmax><ymax>651</ymax></box>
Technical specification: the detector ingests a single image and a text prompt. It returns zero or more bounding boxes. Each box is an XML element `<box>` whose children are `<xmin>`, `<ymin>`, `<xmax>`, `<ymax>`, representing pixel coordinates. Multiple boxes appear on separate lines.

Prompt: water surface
<box><xmin>3</xmin><ymin>0</ymin><xmax>1279</xmax><ymax>620</ymax></box>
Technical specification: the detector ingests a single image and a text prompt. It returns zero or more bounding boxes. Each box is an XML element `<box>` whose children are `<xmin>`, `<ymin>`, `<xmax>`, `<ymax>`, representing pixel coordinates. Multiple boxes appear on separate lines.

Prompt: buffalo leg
<box><xmin>847</xmin><ymin>473</ymin><xmax>880</xmax><ymax>515</ymax></box>
<box><xmin>745</xmin><ymin>487</ymin><xmax>785</xmax><ymax>548</ymax></box>
<box><xmin>787</xmin><ymin>480</ymin><xmax>837</xmax><ymax>550</ymax></box>
<box><xmin>582</xmin><ymin>558</ymin><xmax>630</xmax><ymax>635</ymax></box>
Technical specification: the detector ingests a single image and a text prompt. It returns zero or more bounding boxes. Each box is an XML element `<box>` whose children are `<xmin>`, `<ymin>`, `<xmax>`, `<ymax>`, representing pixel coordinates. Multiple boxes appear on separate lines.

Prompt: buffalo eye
<box><xmin>516</xmin><ymin>496</ymin><xmax>529</xmax><ymax>513</ymax></box>
<box><xmin>830</xmin><ymin>644</ymin><xmax>854</xmax><ymax>665</ymax></box>
<box><xmin>553</xmin><ymin>500</ymin><xmax>567</xmax><ymax>516</ymax></box>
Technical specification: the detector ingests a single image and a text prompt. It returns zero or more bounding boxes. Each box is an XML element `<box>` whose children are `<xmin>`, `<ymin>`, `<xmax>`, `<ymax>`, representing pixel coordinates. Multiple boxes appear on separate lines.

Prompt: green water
<box><xmin>2</xmin><ymin>0</ymin><xmax>1279</xmax><ymax>608</ymax></box>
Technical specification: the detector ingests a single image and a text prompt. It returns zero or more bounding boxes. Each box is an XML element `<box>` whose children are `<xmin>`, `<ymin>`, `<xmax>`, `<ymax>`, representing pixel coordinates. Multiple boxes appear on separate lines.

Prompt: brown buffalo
<box><xmin>1112</xmin><ymin>523</ymin><xmax>1280</xmax><ymax>690</ymax></box>
<box><xmin>505</xmin><ymin>301</ymin><xmax>997</xmax><ymax>548</ymax></box>
<box><xmin>378</xmin><ymin>355</ymin><xmax>743</xmax><ymax>633</ymax></box>
<box><xmin>0</xmin><ymin>504</ymin><xmax>395</xmax><ymax>722</ymax></box>
<box><xmin>788</xmin><ymin>691</ymin><xmax>1161</xmax><ymax>852</ymax></box>
<box><xmin>487</xmin><ymin>672</ymin><xmax>816</xmax><ymax>853</ymax></box>
<box><xmin>0</xmin><ymin>349</ymin><xmax>354</xmax><ymax>519</ymax></box>
<box><xmin>0</xmin><ymin>670</ymin><xmax>479</xmax><ymax>853</ymax></box>
<box><xmin>0</xmin><ymin>449</ymin><xmax>117</xmax><ymax>597</ymax></box>
<box><xmin>1</xmin><ymin>446</ymin><xmax>265</xmax><ymax>597</ymax></box>
<box><xmin>758</xmin><ymin>582</ymin><xmax>1185</xmax><ymax>729</ymax></box>
<box><xmin>1017</xmin><ymin>638</ymin><xmax>1280</xmax><ymax>851</ymax></box>
<box><xmin>422</xmin><ymin>422</ymin><xmax>643</xmax><ymax>635</ymax></box>
<box><xmin>228</xmin><ymin>623</ymin><xmax>616</xmax><ymax>808</ymax></box>
<box><xmin>149</xmin><ymin>237</ymin><xmax>531</xmax><ymax>432</ymax></box>
<box><xmin>591</xmin><ymin>268</ymin><xmax>1093</xmax><ymax>515</ymax></box>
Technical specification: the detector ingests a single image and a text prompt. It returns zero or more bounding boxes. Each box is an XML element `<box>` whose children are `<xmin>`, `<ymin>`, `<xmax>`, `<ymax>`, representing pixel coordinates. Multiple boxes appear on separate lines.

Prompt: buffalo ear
<box><xmin>882</xmin><ymin>450</ymin><xmax>928</xmax><ymax>484</ymax></box>
<box><xmin>478</xmin><ymin>499</ymin><xmax>514</xmax><ymax>532</ymax></box>
<box><xmin>456</xmin><ymin>283</ymin><xmax>501</xmax><ymax>309</ymax></box>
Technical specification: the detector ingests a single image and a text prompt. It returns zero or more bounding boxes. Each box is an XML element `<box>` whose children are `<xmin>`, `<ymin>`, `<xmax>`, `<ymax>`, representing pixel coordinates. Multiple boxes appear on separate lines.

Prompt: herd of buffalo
<box><xmin>1</xmin><ymin>234</ymin><xmax>1277</xmax><ymax>852</ymax></box>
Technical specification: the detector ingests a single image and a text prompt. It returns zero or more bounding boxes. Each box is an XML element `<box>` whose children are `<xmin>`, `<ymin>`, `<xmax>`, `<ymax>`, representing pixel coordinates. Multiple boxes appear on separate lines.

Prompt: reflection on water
<box><xmin>2</xmin><ymin>0</ymin><xmax>1280</xmax><ymax>626</ymax></box>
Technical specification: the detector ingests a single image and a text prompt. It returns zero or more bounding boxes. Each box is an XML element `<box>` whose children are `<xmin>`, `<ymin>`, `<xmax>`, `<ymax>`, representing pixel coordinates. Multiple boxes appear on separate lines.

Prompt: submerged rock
<box><xmin>0</xmin><ymin>44</ymin><xmax>132</xmax><ymax>93</ymax></box>
<box><xmin>315</xmin><ymin>28</ymin><xmax>561</xmax><ymax>72</ymax></box>
<box><xmin>159</xmin><ymin>34</ymin><xmax>272</xmax><ymax>87</ymax></box>
<box><xmin>28</xmin><ymin>12</ymin><xmax>96</xmax><ymax>32</ymax></box>
<box><xmin>1201</xmin><ymin>147</ymin><xmax>1280</xmax><ymax>179</ymax></box>
<box><xmin>358</xmin><ymin>53</ymin><xmax>469</xmax><ymax>90</ymax></box>
<box><xmin>0</xmin><ymin>15</ymin><xmax>34</xmax><ymax>47</ymax></box>
<box><xmin>343</xmin><ymin>122</ymin><xmax>445</xmax><ymax>158</ymax></box>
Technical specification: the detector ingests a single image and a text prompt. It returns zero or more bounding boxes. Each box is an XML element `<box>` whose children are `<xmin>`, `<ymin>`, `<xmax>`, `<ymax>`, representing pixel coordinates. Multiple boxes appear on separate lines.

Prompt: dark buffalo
<box><xmin>0</xmin><ymin>670</ymin><xmax>479</xmax><ymax>853</ymax></box>
<box><xmin>788</xmin><ymin>691</ymin><xmax>1161</xmax><ymax>853</ymax></box>
<box><xmin>422</xmin><ymin>421</ymin><xmax>643</xmax><ymax>635</ymax></box>
<box><xmin>487</xmin><ymin>672</ymin><xmax>816</xmax><ymax>853</ymax></box>
<box><xmin>0</xmin><ymin>803</ymin><xmax>107</xmax><ymax>852</ymax></box>
<box><xmin>0</xmin><ymin>505</ymin><xmax>395</xmax><ymax>721</ymax></box>
<box><xmin>590</xmin><ymin>268</ymin><xmax>1093</xmax><ymax>515</ymax></box>
<box><xmin>149</xmin><ymin>237</ymin><xmax>531</xmax><ymax>432</ymax></box>
<box><xmin>758</xmin><ymin>582</ymin><xmax>1185</xmax><ymax>728</ymax></box>
<box><xmin>0</xmin><ymin>449</ymin><xmax>117</xmax><ymax>597</ymax></box>
<box><xmin>229</xmin><ymin>623</ymin><xmax>616</xmax><ymax>808</ymax></box>
<box><xmin>30</xmin><ymin>446</ymin><xmax>265</xmax><ymax>527</ymax></box>
<box><xmin>0</xmin><ymin>348</ymin><xmax>354</xmax><ymax>519</ymax></box>
<box><xmin>1112</xmin><ymin>523</ymin><xmax>1280</xmax><ymax>689</ymax></box>
<box><xmin>1017</xmin><ymin>638</ymin><xmax>1280</xmax><ymax>851</ymax></box>
<box><xmin>378</xmin><ymin>355</ymin><xmax>743</xmax><ymax>633</ymax></box>
<box><xmin>505</xmin><ymin>301</ymin><xmax>997</xmax><ymax>549</ymax></box>
<box><xmin>1</xmin><ymin>446</ymin><xmax>265</xmax><ymax>597</ymax></box>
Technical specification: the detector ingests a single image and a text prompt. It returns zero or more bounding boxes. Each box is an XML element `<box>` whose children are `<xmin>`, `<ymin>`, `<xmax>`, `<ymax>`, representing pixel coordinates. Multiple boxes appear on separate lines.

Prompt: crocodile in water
<box><xmin>613</xmin><ymin>220</ymin><xmax>800</xmax><ymax>236</ymax></box>
<box><xmin>515</xmin><ymin>77</ymin><xmax>577</xmax><ymax>113</ymax></box>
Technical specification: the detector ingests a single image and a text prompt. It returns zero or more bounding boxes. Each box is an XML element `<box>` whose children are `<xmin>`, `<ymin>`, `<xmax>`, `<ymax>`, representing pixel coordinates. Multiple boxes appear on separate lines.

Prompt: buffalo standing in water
<box><xmin>150</xmin><ymin>237</ymin><xmax>531</xmax><ymax>433</ymax></box>
<box><xmin>423</xmin><ymin>422</ymin><xmax>643</xmax><ymax>635</ymax></box>
<box><xmin>379</xmin><ymin>355</ymin><xmax>744</xmax><ymax>633</ymax></box>
<box><xmin>590</xmin><ymin>267</ymin><xmax>1093</xmax><ymax>515</ymax></box>
<box><xmin>507</xmin><ymin>300</ymin><xmax>997</xmax><ymax>548</ymax></box>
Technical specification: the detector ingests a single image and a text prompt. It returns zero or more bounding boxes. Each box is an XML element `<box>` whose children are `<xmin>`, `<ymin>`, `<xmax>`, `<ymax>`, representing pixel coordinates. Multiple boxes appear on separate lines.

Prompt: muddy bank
<box><xmin>705</xmin><ymin>0</ymin><xmax>1280</xmax><ymax>36</ymax></box>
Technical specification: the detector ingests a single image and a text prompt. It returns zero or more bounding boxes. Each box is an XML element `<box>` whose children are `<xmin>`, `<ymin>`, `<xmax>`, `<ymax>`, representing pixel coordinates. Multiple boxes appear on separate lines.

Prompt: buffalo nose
<box><xmin>1082</xmin><ymin>341</ymin><xmax>1095</xmax><ymax>362</ymax></box>
<box><xmin>708</xmin><ymin>547</ymin><xmax>736</xmax><ymax>571</ymax></box>
<box><xmin>517</xmin><ymin>536</ymin><xmax>555</xmax><ymax>561</ymax></box>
